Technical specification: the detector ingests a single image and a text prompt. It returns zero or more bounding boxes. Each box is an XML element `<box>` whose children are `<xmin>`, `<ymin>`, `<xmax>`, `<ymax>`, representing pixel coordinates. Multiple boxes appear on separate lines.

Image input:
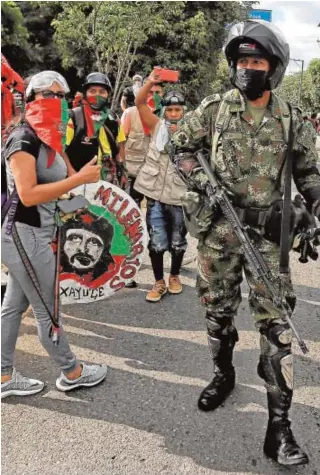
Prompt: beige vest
<box><xmin>134</xmin><ymin>120</ymin><xmax>187</xmax><ymax>206</ymax></box>
<box><xmin>124</xmin><ymin>107</ymin><xmax>150</xmax><ymax>177</ymax></box>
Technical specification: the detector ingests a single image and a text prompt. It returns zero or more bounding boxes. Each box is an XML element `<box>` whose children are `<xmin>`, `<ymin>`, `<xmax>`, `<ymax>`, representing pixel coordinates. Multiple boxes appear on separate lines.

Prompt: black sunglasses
<box><xmin>40</xmin><ymin>90</ymin><xmax>66</xmax><ymax>99</ymax></box>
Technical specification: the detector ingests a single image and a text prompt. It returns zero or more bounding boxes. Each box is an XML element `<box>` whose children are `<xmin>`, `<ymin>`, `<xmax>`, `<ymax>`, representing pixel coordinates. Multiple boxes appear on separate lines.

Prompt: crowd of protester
<box><xmin>1</xmin><ymin>59</ymin><xmax>190</xmax><ymax>400</ymax></box>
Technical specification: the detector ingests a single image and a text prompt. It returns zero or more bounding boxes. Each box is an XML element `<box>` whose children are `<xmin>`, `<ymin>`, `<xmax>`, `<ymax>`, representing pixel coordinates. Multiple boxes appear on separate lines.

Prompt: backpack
<box><xmin>68</xmin><ymin>106</ymin><xmax>119</xmax><ymax>160</ymax></box>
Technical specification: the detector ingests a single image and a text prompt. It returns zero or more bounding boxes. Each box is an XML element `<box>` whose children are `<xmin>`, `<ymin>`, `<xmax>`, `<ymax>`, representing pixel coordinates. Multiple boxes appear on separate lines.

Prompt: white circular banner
<box><xmin>59</xmin><ymin>181</ymin><xmax>148</xmax><ymax>304</ymax></box>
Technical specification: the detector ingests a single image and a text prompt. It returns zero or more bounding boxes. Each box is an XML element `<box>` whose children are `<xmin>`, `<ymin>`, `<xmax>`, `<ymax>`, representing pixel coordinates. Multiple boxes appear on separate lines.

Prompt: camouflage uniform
<box><xmin>172</xmin><ymin>88</ymin><xmax>320</xmax><ymax>323</ymax></box>
<box><xmin>176</xmin><ymin>19</ymin><xmax>318</xmax><ymax>466</ymax></box>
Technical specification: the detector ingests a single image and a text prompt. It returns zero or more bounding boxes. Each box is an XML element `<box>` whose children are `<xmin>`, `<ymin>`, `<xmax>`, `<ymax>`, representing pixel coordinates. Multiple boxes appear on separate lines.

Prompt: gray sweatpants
<box><xmin>1</xmin><ymin>223</ymin><xmax>78</xmax><ymax>376</ymax></box>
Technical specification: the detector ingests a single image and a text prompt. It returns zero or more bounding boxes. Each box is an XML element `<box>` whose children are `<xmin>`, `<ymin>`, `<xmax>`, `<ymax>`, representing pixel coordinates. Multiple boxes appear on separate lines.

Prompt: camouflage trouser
<box><xmin>197</xmin><ymin>217</ymin><xmax>296</xmax><ymax>322</ymax></box>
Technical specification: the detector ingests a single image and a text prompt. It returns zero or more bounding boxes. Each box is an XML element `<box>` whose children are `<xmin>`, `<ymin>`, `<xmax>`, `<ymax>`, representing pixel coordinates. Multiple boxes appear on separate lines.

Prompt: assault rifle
<box><xmin>195</xmin><ymin>150</ymin><xmax>309</xmax><ymax>354</ymax></box>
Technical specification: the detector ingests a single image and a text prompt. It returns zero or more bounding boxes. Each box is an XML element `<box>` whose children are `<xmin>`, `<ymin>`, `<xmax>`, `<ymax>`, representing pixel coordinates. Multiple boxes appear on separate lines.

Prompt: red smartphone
<box><xmin>153</xmin><ymin>66</ymin><xmax>179</xmax><ymax>83</ymax></box>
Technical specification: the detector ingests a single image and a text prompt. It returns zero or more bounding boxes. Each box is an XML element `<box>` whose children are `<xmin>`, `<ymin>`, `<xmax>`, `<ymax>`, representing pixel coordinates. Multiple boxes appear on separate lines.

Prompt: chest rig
<box><xmin>211</xmin><ymin>91</ymin><xmax>291</xmax><ymax>227</ymax></box>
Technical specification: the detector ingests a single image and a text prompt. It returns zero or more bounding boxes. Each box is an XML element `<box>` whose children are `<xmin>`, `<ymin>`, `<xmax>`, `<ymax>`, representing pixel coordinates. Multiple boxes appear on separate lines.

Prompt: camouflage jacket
<box><xmin>171</xmin><ymin>88</ymin><xmax>320</xmax><ymax>209</ymax></box>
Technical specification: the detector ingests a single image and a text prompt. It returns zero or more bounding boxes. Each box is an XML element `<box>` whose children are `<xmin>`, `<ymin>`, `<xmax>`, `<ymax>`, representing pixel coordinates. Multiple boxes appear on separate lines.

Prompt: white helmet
<box><xmin>26</xmin><ymin>71</ymin><xmax>70</xmax><ymax>99</ymax></box>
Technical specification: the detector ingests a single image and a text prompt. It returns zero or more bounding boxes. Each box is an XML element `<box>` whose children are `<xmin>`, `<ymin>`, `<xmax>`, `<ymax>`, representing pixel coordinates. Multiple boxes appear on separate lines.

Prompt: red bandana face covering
<box><xmin>25</xmin><ymin>98</ymin><xmax>69</xmax><ymax>167</ymax></box>
<box><xmin>82</xmin><ymin>97</ymin><xmax>109</xmax><ymax>138</ymax></box>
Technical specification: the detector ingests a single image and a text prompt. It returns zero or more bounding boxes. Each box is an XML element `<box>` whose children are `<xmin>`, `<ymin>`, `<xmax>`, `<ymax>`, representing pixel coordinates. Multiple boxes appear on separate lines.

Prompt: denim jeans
<box><xmin>146</xmin><ymin>199</ymin><xmax>188</xmax><ymax>253</ymax></box>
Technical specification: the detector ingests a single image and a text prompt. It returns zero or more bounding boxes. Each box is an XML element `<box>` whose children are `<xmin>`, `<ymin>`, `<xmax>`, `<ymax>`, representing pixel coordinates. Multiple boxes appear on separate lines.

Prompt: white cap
<box><xmin>26</xmin><ymin>71</ymin><xmax>70</xmax><ymax>98</ymax></box>
<box><xmin>132</xmin><ymin>74</ymin><xmax>143</xmax><ymax>82</ymax></box>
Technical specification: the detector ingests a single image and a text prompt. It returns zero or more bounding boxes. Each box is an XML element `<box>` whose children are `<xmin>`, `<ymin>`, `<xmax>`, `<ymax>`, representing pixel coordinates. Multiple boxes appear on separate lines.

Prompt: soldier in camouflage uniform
<box><xmin>171</xmin><ymin>20</ymin><xmax>320</xmax><ymax>466</ymax></box>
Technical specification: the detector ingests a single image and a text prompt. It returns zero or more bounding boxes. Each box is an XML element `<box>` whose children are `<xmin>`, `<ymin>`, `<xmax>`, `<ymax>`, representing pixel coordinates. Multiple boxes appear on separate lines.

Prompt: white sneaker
<box><xmin>1</xmin><ymin>369</ymin><xmax>44</xmax><ymax>399</ymax></box>
<box><xmin>56</xmin><ymin>363</ymin><xmax>107</xmax><ymax>392</ymax></box>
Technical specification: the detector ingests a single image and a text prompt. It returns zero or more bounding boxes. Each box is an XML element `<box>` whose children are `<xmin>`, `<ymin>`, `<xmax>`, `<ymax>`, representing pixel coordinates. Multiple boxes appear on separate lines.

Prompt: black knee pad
<box><xmin>205</xmin><ymin>312</ymin><xmax>239</xmax><ymax>344</ymax></box>
<box><xmin>258</xmin><ymin>319</ymin><xmax>293</xmax><ymax>393</ymax></box>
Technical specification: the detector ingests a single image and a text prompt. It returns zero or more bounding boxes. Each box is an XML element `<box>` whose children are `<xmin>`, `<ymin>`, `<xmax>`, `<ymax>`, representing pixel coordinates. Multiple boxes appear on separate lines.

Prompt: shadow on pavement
<box><xmin>3</xmin><ymin>281</ymin><xmax>319</xmax><ymax>474</ymax></box>
<box><xmin>4</xmin><ymin>349</ymin><xmax>319</xmax><ymax>475</ymax></box>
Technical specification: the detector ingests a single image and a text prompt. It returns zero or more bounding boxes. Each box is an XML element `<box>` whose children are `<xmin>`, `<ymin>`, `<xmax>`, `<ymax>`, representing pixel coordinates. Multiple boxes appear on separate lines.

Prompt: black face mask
<box><xmin>235</xmin><ymin>69</ymin><xmax>268</xmax><ymax>101</ymax></box>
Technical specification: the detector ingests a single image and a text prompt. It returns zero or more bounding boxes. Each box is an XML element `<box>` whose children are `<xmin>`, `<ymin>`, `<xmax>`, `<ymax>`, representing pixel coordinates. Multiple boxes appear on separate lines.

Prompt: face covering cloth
<box><xmin>83</xmin><ymin>96</ymin><xmax>109</xmax><ymax>137</ymax></box>
<box><xmin>155</xmin><ymin>120</ymin><xmax>170</xmax><ymax>152</ymax></box>
<box><xmin>235</xmin><ymin>69</ymin><xmax>268</xmax><ymax>101</ymax></box>
<box><xmin>141</xmin><ymin>93</ymin><xmax>163</xmax><ymax>136</ymax></box>
<box><xmin>25</xmin><ymin>98</ymin><xmax>69</xmax><ymax>167</ymax></box>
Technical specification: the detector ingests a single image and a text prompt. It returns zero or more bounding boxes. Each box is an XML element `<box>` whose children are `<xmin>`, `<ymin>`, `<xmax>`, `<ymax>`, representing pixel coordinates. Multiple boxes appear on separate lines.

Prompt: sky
<box><xmin>251</xmin><ymin>0</ymin><xmax>320</xmax><ymax>73</ymax></box>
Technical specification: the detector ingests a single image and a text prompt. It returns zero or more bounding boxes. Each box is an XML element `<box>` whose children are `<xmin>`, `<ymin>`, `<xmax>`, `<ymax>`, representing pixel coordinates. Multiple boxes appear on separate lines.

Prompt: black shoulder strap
<box><xmin>102</xmin><ymin>119</ymin><xmax>119</xmax><ymax>158</ymax></box>
<box><xmin>1</xmin><ymin>123</ymin><xmax>39</xmax><ymax>228</ymax></box>
<box><xmin>279</xmin><ymin>103</ymin><xmax>294</xmax><ymax>274</ymax></box>
<box><xmin>69</xmin><ymin>107</ymin><xmax>85</xmax><ymax>137</ymax></box>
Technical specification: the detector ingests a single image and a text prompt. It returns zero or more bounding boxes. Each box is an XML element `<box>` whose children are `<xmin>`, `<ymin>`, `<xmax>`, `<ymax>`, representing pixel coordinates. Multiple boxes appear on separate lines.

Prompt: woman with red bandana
<box><xmin>1</xmin><ymin>71</ymin><xmax>108</xmax><ymax>399</ymax></box>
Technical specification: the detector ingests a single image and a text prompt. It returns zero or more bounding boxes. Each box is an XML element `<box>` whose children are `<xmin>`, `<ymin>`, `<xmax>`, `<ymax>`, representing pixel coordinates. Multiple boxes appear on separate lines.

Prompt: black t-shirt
<box><xmin>4</xmin><ymin>126</ymin><xmax>41</xmax><ymax>227</ymax></box>
<box><xmin>4</xmin><ymin>124</ymin><xmax>67</xmax><ymax>227</ymax></box>
<box><xmin>122</xmin><ymin>86</ymin><xmax>135</xmax><ymax>107</ymax></box>
<box><xmin>4</xmin><ymin>125</ymin><xmax>41</xmax><ymax>160</ymax></box>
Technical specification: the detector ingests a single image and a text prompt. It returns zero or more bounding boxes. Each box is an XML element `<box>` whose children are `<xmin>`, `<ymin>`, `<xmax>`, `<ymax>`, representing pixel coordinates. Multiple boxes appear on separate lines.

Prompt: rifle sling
<box><xmin>279</xmin><ymin>103</ymin><xmax>294</xmax><ymax>274</ymax></box>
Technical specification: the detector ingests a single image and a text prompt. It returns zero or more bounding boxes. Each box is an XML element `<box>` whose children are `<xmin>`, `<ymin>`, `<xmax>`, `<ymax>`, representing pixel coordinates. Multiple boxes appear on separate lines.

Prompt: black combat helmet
<box><xmin>225</xmin><ymin>20</ymin><xmax>290</xmax><ymax>90</ymax></box>
<box><xmin>162</xmin><ymin>91</ymin><xmax>185</xmax><ymax>106</ymax></box>
<box><xmin>83</xmin><ymin>72</ymin><xmax>112</xmax><ymax>92</ymax></box>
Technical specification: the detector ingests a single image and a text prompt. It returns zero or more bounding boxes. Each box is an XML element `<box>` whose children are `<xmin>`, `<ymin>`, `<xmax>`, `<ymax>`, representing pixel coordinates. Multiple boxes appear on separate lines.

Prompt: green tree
<box><xmin>2</xmin><ymin>2</ymin><xmax>64</xmax><ymax>78</ymax></box>
<box><xmin>52</xmin><ymin>1</ymin><xmax>254</xmax><ymax>108</ymax></box>
<box><xmin>308</xmin><ymin>58</ymin><xmax>320</xmax><ymax>106</ymax></box>
<box><xmin>2</xmin><ymin>1</ymin><xmax>254</xmax><ymax>105</ymax></box>
<box><xmin>52</xmin><ymin>1</ymin><xmax>186</xmax><ymax>108</ymax></box>
<box><xmin>135</xmin><ymin>1</ymin><xmax>254</xmax><ymax>105</ymax></box>
<box><xmin>1</xmin><ymin>1</ymin><xmax>29</xmax><ymax>48</ymax></box>
<box><xmin>210</xmin><ymin>53</ymin><xmax>230</xmax><ymax>95</ymax></box>
<box><xmin>278</xmin><ymin>59</ymin><xmax>320</xmax><ymax>112</ymax></box>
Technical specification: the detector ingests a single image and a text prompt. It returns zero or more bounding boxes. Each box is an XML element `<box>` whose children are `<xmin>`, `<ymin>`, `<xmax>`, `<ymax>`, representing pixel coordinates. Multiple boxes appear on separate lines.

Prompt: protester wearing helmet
<box><xmin>134</xmin><ymin>71</ymin><xmax>188</xmax><ymax>301</ymax></box>
<box><xmin>171</xmin><ymin>20</ymin><xmax>320</xmax><ymax>466</ymax></box>
<box><xmin>64</xmin><ymin>72</ymin><xmax>127</xmax><ymax>189</ymax></box>
<box><xmin>1</xmin><ymin>71</ymin><xmax>107</xmax><ymax>399</ymax></box>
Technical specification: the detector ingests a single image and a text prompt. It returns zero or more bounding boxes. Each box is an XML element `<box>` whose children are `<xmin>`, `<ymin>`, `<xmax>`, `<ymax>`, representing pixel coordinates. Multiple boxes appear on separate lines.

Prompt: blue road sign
<box><xmin>249</xmin><ymin>9</ymin><xmax>272</xmax><ymax>22</ymax></box>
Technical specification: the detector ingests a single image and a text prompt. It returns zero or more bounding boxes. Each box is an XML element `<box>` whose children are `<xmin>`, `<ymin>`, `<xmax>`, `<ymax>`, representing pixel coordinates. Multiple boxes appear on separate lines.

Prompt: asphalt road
<box><xmin>2</xmin><ymin>233</ymin><xmax>320</xmax><ymax>475</ymax></box>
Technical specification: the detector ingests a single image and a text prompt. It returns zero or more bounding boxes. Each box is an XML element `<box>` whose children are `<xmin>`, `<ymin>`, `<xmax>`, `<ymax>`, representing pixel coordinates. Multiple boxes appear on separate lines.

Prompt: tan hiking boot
<box><xmin>146</xmin><ymin>280</ymin><xmax>167</xmax><ymax>302</ymax></box>
<box><xmin>168</xmin><ymin>275</ymin><xmax>183</xmax><ymax>294</ymax></box>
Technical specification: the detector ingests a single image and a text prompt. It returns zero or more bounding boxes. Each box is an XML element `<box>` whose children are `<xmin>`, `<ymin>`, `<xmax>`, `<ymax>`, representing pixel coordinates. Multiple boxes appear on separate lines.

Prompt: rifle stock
<box><xmin>195</xmin><ymin>150</ymin><xmax>309</xmax><ymax>354</ymax></box>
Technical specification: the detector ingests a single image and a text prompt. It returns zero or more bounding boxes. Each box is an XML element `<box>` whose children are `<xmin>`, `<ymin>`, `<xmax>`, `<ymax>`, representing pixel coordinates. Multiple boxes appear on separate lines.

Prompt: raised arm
<box><xmin>134</xmin><ymin>71</ymin><xmax>160</xmax><ymax>134</ymax></box>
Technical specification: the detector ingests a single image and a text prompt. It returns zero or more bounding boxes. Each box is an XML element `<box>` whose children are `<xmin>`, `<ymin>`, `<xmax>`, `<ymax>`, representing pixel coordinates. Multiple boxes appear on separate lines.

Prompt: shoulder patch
<box><xmin>200</xmin><ymin>94</ymin><xmax>221</xmax><ymax>109</ymax></box>
<box><xmin>196</xmin><ymin>94</ymin><xmax>221</xmax><ymax>118</ymax></box>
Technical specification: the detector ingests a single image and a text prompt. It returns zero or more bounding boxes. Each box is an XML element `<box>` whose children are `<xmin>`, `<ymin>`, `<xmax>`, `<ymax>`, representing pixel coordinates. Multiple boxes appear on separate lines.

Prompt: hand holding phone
<box><xmin>152</xmin><ymin>67</ymin><xmax>180</xmax><ymax>83</ymax></box>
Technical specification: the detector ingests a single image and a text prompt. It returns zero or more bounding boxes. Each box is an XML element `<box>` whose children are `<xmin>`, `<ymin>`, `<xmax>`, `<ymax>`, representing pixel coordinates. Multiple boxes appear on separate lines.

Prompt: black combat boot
<box><xmin>264</xmin><ymin>390</ymin><xmax>309</xmax><ymax>466</ymax></box>
<box><xmin>198</xmin><ymin>314</ymin><xmax>238</xmax><ymax>412</ymax></box>
<box><xmin>257</xmin><ymin>319</ymin><xmax>309</xmax><ymax>466</ymax></box>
